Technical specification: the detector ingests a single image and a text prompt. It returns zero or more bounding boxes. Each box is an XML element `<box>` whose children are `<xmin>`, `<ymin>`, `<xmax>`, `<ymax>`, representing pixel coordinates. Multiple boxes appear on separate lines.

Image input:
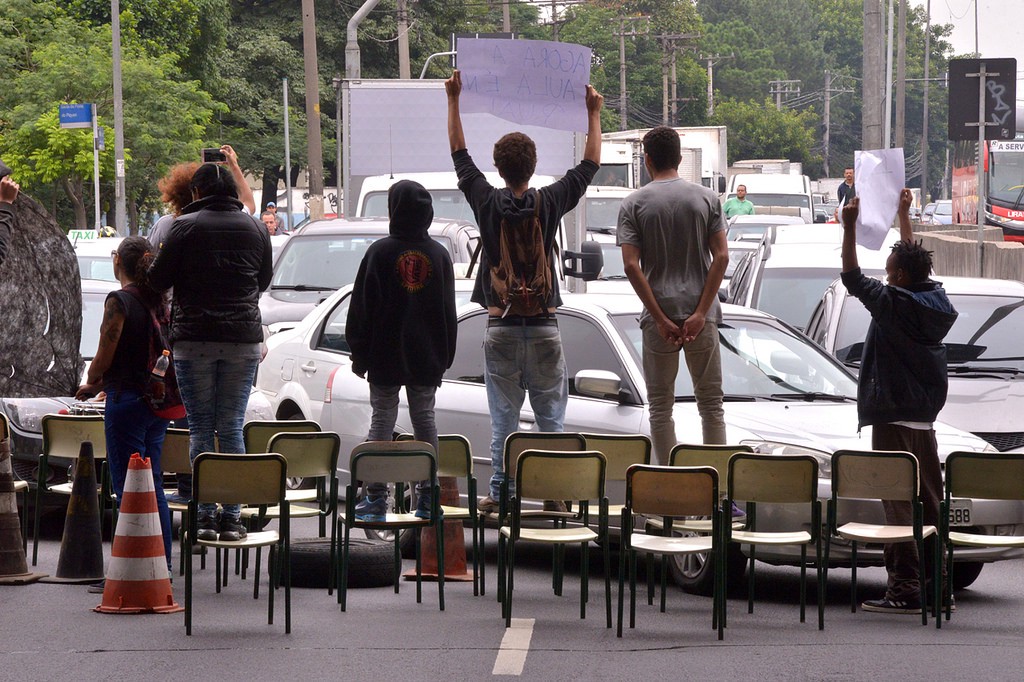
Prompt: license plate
<box><xmin>949</xmin><ymin>498</ymin><xmax>973</xmax><ymax>527</ymax></box>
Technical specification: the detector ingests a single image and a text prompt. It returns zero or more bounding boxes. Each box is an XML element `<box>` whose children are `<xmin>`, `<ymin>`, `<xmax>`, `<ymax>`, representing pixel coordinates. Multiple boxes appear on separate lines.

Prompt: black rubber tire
<box><xmin>667</xmin><ymin>541</ymin><xmax>747</xmax><ymax>596</ymax></box>
<box><xmin>951</xmin><ymin>561</ymin><xmax>984</xmax><ymax>591</ymax></box>
<box><xmin>288</xmin><ymin>537</ymin><xmax>395</xmax><ymax>589</ymax></box>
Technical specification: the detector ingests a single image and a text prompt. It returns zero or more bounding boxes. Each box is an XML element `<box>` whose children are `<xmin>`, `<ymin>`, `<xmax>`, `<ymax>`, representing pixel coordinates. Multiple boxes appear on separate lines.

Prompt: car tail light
<box><xmin>324</xmin><ymin>366</ymin><xmax>341</xmax><ymax>403</ymax></box>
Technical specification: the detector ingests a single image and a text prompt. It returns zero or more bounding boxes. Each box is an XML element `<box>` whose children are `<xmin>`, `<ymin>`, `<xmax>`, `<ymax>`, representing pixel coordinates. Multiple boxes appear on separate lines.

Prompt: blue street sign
<box><xmin>59</xmin><ymin>103</ymin><xmax>93</xmax><ymax>129</ymax></box>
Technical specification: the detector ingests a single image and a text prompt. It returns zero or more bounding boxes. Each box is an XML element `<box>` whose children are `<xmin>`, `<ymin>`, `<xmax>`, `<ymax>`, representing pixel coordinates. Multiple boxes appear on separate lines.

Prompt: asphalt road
<box><xmin>4</xmin><ymin>515</ymin><xmax>1024</xmax><ymax>680</ymax></box>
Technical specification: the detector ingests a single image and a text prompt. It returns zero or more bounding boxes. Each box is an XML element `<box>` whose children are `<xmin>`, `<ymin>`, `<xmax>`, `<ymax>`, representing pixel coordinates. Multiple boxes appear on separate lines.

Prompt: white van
<box><xmin>726</xmin><ymin>173</ymin><xmax>814</xmax><ymax>223</ymax></box>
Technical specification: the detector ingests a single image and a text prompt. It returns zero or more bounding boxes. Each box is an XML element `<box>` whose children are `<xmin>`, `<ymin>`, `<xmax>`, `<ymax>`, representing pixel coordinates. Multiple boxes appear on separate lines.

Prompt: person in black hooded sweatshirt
<box><xmin>346</xmin><ymin>180</ymin><xmax>457</xmax><ymax>521</ymax></box>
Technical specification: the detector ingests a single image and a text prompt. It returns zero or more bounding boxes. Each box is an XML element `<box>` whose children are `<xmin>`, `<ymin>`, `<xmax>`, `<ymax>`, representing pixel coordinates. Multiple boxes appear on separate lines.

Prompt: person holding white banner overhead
<box><xmin>446</xmin><ymin>68</ymin><xmax>604</xmax><ymax>514</ymax></box>
<box><xmin>840</xmin><ymin>190</ymin><xmax>957</xmax><ymax>615</ymax></box>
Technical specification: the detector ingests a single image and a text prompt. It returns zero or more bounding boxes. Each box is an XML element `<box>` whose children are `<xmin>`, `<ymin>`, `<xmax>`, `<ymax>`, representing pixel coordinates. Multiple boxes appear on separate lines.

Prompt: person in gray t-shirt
<box><xmin>617</xmin><ymin>126</ymin><xmax>729</xmax><ymax>464</ymax></box>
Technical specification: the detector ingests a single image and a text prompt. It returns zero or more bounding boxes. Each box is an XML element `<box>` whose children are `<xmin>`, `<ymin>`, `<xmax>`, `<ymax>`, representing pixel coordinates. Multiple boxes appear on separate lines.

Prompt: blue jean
<box><xmin>174</xmin><ymin>355</ymin><xmax>259</xmax><ymax>519</ymax></box>
<box><xmin>483</xmin><ymin>324</ymin><xmax>567</xmax><ymax>499</ymax></box>
<box><xmin>364</xmin><ymin>383</ymin><xmax>438</xmax><ymax>498</ymax></box>
<box><xmin>104</xmin><ymin>388</ymin><xmax>172</xmax><ymax>568</ymax></box>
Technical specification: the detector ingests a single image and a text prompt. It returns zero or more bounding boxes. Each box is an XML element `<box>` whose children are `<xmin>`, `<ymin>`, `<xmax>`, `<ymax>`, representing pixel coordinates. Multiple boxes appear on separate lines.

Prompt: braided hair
<box><xmin>889</xmin><ymin>239</ymin><xmax>933</xmax><ymax>284</ymax></box>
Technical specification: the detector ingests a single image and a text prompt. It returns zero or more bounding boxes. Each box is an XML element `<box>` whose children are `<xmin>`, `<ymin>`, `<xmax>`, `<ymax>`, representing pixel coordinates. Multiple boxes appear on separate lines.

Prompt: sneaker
<box><xmin>197</xmin><ymin>512</ymin><xmax>219</xmax><ymax>541</ymax></box>
<box><xmin>543</xmin><ymin>499</ymin><xmax>568</xmax><ymax>513</ymax></box>
<box><xmin>218</xmin><ymin>516</ymin><xmax>248</xmax><ymax>542</ymax></box>
<box><xmin>861</xmin><ymin>596</ymin><xmax>922</xmax><ymax>614</ymax></box>
<box><xmin>478</xmin><ymin>496</ymin><xmax>500</xmax><ymax>515</ymax></box>
<box><xmin>729</xmin><ymin>501</ymin><xmax>747</xmax><ymax>518</ymax></box>
<box><xmin>354</xmin><ymin>495</ymin><xmax>387</xmax><ymax>522</ymax></box>
<box><xmin>414</xmin><ymin>493</ymin><xmax>442</xmax><ymax>521</ymax></box>
<box><xmin>87</xmin><ymin>580</ymin><xmax>105</xmax><ymax>594</ymax></box>
<box><xmin>165</xmin><ymin>491</ymin><xmax>190</xmax><ymax>506</ymax></box>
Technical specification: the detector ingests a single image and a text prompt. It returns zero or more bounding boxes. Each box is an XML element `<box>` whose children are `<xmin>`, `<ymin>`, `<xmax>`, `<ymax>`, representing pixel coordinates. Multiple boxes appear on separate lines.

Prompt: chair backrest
<box><xmin>516</xmin><ymin>450</ymin><xmax>606</xmax><ymax>503</ymax></box>
<box><xmin>728</xmin><ymin>453</ymin><xmax>818</xmax><ymax>504</ymax></box>
<box><xmin>0</xmin><ymin>411</ymin><xmax>9</xmax><ymax>441</ymax></box>
<box><xmin>504</xmin><ymin>432</ymin><xmax>586</xmax><ymax>483</ymax></box>
<box><xmin>161</xmin><ymin>427</ymin><xmax>193</xmax><ymax>476</ymax></box>
<box><xmin>243</xmin><ymin>420</ymin><xmax>321</xmax><ymax>453</ymax></box>
<box><xmin>831</xmin><ymin>449</ymin><xmax>918</xmax><ymax>502</ymax></box>
<box><xmin>627</xmin><ymin>464</ymin><xmax>718</xmax><ymax>518</ymax></box>
<box><xmin>669</xmin><ymin>443</ymin><xmax>753</xmax><ymax>490</ymax></box>
<box><xmin>395</xmin><ymin>433</ymin><xmax>473</xmax><ymax>479</ymax></box>
<box><xmin>41</xmin><ymin>414</ymin><xmax>107</xmax><ymax>460</ymax></box>
<box><xmin>267</xmin><ymin>431</ymin><xmax>341</xmax><ymax>480</ymax></box>
<box><xmin>350</xmin><ymin>440</ymin><xmax>436</xmax><ymax>485</ymax></box>
<box><xmin>581</xmin><ymin>433</ymin><xmax>651</xmax><ymax>482</ymax></box>
<box><xmin>193</xmin><ymin>452</ymin><xmax>287</xmax><ymax>507</ymax></box>
<box><xmin>945</xmin><ymin>451</ymin><xmax>1024</xmax><ymax>501</ymax></box>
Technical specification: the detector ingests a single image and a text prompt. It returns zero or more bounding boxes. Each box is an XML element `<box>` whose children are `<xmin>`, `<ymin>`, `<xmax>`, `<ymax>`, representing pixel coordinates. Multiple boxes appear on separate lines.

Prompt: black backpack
<box><xmin>490</xmin><ymin>192</ymin><xmax>551</xmax><ymax>317</ymax></box>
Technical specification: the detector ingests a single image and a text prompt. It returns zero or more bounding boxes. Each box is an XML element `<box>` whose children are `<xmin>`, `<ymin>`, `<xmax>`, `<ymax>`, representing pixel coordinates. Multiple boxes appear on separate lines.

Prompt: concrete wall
<box><xmin>914</xmin><ymin>223</ymin><xmax>1024</xmax><ymax>281</ymax></box>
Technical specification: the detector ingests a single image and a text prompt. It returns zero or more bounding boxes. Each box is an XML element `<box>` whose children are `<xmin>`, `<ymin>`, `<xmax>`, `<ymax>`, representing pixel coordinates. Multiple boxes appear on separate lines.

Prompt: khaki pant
<box><xmin>642</xmin><ymin>319</ymin><xmax>726</xmax><ymax>465</ymax></box>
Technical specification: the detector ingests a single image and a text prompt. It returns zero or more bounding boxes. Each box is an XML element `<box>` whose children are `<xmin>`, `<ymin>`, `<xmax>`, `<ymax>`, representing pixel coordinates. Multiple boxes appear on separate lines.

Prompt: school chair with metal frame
<box><xmin>184</xmin><ymin>452</ymin><xmax>291</xmax><ymax>635</ymax></box>
<box><xmin>823</xmin><ymin>449</ymin><xmax>940</xmax><ymax>626</ymax></box>
<box><xmin>725</xmin><ymin>453</ymin><xmax>823</xmax><ymax>630</ymax></box>
<box><xmin>939</xmin><ymin>451</ymin><xmax>1024</xmax><ymax>626</ymax></box>
<box><xmin>32</xmin><ymin>414</ymin><xmax>112</xmax><ymax>566</ymax></box>
<box><xmin>243</xmin><ymin>420</ymin><xmax>322</xmax><ymax>521</ymax></box>
<box><xmin>502</xmin><ymin>449</ymin><xmax>610</xmax><ymax>629</ymax></box>
<box><xmin>617</xmin><ymin>464</ymin><xmax>724</xmax><ymax>640</ymax></box>
<box><xmin>494</xmin><ymin>431</ymin><xmax>587</xmax><ymax>603</ymax></box>
<box><xmin>161</xmin><ymin>427</ymin><xmax>197</xmax><ymax>576</ymax></box>
<box><xmin>240</xmin><ymin>431</ymin><xmax>341</xmax><ymax>594</ymax></box>
<box><xmin>338</xmin><ymin>440</ymin><xmax>444</xmax><ymax>612</ymax></box>
<box><xmin>398</xmin><ymin>433</ymin><xmax>482</xmax><ymax>596</ymax></box>
<box><xmin>581</xmin><ymin>433</ymin><xmax>652</xmax><ymax>519</ymax></box>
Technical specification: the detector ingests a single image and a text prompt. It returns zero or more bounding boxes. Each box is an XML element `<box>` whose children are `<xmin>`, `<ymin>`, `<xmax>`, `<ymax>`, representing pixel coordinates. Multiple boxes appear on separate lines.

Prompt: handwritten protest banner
<box><xmin>458</xmin><ymin>38</ymin><xmax>592</xmax><ymax>132</ymax></box>
<box><xmin>854</xmin><ymin>147</ymin><xmax>906</xmax><ymax>250</ymax></box>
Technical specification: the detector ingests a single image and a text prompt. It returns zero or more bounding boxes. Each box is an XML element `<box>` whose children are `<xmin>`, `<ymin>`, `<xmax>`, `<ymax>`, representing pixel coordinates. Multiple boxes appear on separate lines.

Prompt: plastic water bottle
<box><xmin>149</xmin><ymin>350</ymin><xmax>170</xmax><ymax>405</ymax></box>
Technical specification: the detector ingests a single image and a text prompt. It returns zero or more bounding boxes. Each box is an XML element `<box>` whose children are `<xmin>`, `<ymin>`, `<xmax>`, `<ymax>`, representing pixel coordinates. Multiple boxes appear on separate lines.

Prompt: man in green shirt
<box><xmin>722</xmin><ymin>184</ymin><xmax>755</xmax><ymax>218</ymax></box>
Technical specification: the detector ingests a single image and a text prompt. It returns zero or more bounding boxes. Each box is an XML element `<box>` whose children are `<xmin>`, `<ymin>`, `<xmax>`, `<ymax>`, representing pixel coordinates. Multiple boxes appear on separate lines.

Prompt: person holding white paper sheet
<box><xmin>840</xmin><ymin>190</ymin><xmax>957</xmax><ymax>615</ymax></box>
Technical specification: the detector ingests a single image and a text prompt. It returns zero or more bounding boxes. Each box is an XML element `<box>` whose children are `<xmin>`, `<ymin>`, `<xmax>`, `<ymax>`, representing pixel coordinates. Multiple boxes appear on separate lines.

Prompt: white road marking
<box><xmin>492</xmin><ymin>617</ymin><xmax>535</xmax><ymax>676</ymax></box>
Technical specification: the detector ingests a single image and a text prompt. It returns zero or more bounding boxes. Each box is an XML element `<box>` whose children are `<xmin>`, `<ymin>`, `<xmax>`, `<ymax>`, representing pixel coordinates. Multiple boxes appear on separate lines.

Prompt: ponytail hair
<box><xmin>117</xmin><ymin>236</ymin><xmax>165</xmax><ymax>309</ymax></box>
<box><xmin>189</xmin><ymin>162</ymin><xmax>238</xmax><ymax>200</ymax></box>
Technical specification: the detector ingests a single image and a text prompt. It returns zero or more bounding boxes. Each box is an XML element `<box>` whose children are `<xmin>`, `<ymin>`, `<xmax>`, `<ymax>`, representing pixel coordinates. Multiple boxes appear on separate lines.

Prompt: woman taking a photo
<box><xmin>149</xmin><ymin>162</ymin><xmax>272</xmax><ymax>543</ymax></box>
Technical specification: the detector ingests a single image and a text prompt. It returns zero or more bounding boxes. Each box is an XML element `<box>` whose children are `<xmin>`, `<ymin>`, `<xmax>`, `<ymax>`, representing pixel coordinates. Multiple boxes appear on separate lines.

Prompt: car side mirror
<box><xmin>574</xmin><ymin>369</ymin><xmax>623</xmax><ymax>401</ymax></box>
<box><xmin>717</xmin><ymin>176</ymin><xmax>727</xmax><ymax>194</ymax></box>
<box><xmin>563</xmin><ymin>240</ymin><xmax>603</xmax><ymax>282</ymax></box>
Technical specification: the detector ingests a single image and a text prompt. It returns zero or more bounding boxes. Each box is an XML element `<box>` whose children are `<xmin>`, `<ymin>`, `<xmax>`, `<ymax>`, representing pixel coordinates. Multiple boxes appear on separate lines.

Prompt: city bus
<box><xmin>952</xmin><ymin>135</ymin><xmax>1024</xmax><ymax>242</ymax></box>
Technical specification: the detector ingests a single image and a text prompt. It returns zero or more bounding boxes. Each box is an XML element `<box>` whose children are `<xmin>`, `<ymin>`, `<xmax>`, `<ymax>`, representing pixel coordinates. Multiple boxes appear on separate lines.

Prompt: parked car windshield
<box><xmin>586</xmin><ymin>196</ymin><xmax>624</xmax><ymax>231</ymax></box>
<box><xmin>757</xmin><ymin>268</ymin><xmax>849</xmax><ymax>329</ymax></box>
<box><xmin>835</xmin><ymin>293</ymin><xmax>1024</xmax><ymax>371</ymax></box>
<box><xmin>272</xmin><ymin>233</ymin><xmax>455</xmax><ymax>289</ymax></box>
<box><xmin>363</xmin><ymin>190</ymin><xmax>478</xmax><ymax>226</ymax></box>
<box><xmin>609</xmin><ymin>313</ymin><xmax>857</xmax><ymax>399</ymax></box>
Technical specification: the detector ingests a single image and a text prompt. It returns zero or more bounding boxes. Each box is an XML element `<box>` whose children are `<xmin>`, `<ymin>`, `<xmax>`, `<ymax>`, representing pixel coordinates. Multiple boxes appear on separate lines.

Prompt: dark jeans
<box><xmin>104</xmin><ymin>388</ymin><xmax>172</xmax><ymax>568</ymax></box>
<box><xmin>174</xmin><ymin>355</ymin><xmax>259</xmax><ymax>520</ymax></box>
<box><xmin>365</xmin><ymin>383</ymin><xmax>437</xmax><ymax>498</ymax></box>
<box><xmin>873</xmin><ymin>422</ymin><xmax>944</xmax><ymax>602</ymax></box>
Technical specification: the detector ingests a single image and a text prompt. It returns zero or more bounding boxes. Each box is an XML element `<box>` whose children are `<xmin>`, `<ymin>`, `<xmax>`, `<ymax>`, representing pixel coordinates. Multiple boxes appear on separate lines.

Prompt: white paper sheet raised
<box><xmin>458</xmin><ymin>38</ymin><xmax>592</xmax><ymax>132</ymax></box>
<box><xmin>854</xmin><ymin>148</ymin><xmax>906</xmax><ymax>250</ymax></box>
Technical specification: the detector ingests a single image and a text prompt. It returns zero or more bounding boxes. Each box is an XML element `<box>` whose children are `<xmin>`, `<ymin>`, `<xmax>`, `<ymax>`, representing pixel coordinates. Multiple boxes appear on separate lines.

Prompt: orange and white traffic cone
<box><xmin>0</xmin><ymin>438</ymin><xmax>46</xmax><ymax>584</ymax></box>
<box><xmin>95</xmin><ymin>453</ymin><xmax>182</xmax><ymax>614</ymax></box>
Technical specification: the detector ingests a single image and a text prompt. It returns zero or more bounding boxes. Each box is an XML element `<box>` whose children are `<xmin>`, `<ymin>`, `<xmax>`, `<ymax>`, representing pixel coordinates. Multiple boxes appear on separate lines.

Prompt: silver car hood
<box><xmin>694</xmin><ymin>401</ymin><xmax>991</xmax><ymax>457</ymax></box>
<box><xmin>942</xmin><ymin>376</ymin><xmax>1024</xmax><ymax>433</ymax></box>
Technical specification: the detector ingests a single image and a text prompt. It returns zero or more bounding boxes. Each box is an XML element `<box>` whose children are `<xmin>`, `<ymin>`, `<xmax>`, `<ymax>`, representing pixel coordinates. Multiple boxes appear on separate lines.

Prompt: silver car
<box><xmin>257</xmin><ymin>289</ymin><xmax>1017</xmax><ymax>593</ymax></box>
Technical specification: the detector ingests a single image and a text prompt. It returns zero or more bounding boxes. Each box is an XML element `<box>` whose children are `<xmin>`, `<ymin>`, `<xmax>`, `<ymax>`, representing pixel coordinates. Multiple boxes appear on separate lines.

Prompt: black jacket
<box><xmin>841</xmin><ymin>267</ymin><xmax>958</xmax><ymax>428</ymax></box>
<box><xmin>837</xmin><ymin>183</ymin><xmax>856</xmax><ymax>205</ymax></box>
<box><xmin>149</xmin><ymin>195</ymin><xmax>272</xmax><ymax>344</ymax></box>
<box><xmin>452</xmin><ymin>149</ymin><xmax>597</xmax><ymax>310</ymax></box>
<box><xmin>346</xmin><ymin>180</ymin><xmax>457</xmax><ymax>387</ymax></box>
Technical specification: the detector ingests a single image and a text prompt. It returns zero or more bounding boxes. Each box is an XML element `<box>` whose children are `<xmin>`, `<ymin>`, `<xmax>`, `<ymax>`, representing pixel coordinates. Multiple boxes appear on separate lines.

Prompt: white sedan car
<box><xmin>257</xmin><ymin>288</ymin><xmax>1018</xmax><ymax>593</ymax></box>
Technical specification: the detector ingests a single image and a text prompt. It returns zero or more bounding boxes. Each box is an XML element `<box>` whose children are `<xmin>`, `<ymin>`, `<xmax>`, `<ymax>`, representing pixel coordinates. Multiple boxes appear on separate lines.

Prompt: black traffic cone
<box><xmin>0</xmin><ymin>437</ymin><xmax>46</xmax><ymax>584</ymax></box>
<box><xmin>39</xmin><ymin>441</ymin><xmax>105</xmax><ymax>584</ymax></box>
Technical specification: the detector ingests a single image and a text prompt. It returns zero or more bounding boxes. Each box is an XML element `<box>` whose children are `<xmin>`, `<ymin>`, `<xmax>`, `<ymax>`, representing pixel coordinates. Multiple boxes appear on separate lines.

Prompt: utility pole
<box><xmin>863</xmin><ymin>0</ymin><xmax>885</xmax><ymax>150</ymax></box>
<box><xmin>921</xmin><ymin>0</ymin><xmax>931</xmax><ymax>201</ymax></box>
<box><xmin>283</xmin><ymin>78</ymin><xmax>293</xmax><ymax>232</ymax></box>
<box><xmin>111</xmin><ymin>0</ymin><xmax>126</xmax><ymax>234</ymax></box>
<box><xmin>894</xmin><ymin>0</ymin><xmax>907</xmax><ymax>148</ymax></box>
<box><xmin>301</xmin><ymin>0</ymin><xmax>324</xmax><ymax>220</ymax></box>
<box><xmin>654</xmin><ymin>34</ymin><xmax>699</xmax><ymax>125</ymax></box>
<box><xmin>700</xmin><ymin>53</ymin><xmax>733</xmax><ymax>117</ymax></box>
<box><xmin>615</xmin><ymin>15</ymin><xmax>651</xmax><ymax>130</ymax></box>
<box><xmin>551</xmin><ymin>0</ymin><xmax>559</xmax><ymax>41</ymax></box>
<box><xmin>768</xmin><ymin>80</ymin><xmax>801</xmax><ymax>110</ymax></box>
<box><xmin>397</xmin><ymin>0</ymin><xmax>411</xmax><ymax>79</ymax></box>
<box><xmin>502</xmin><ymin>0</ymin><xmax>511</xmax><ymax>32</ymax></box>
<box><xmin>883</xmin><ymin>0</ymin><xmax>895</xmax><ymax>147</ymax></box>
<box><xmin>823</xmin><ymin>71</ymin><xmax>855</xmax><ymax>177</ymax></box>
